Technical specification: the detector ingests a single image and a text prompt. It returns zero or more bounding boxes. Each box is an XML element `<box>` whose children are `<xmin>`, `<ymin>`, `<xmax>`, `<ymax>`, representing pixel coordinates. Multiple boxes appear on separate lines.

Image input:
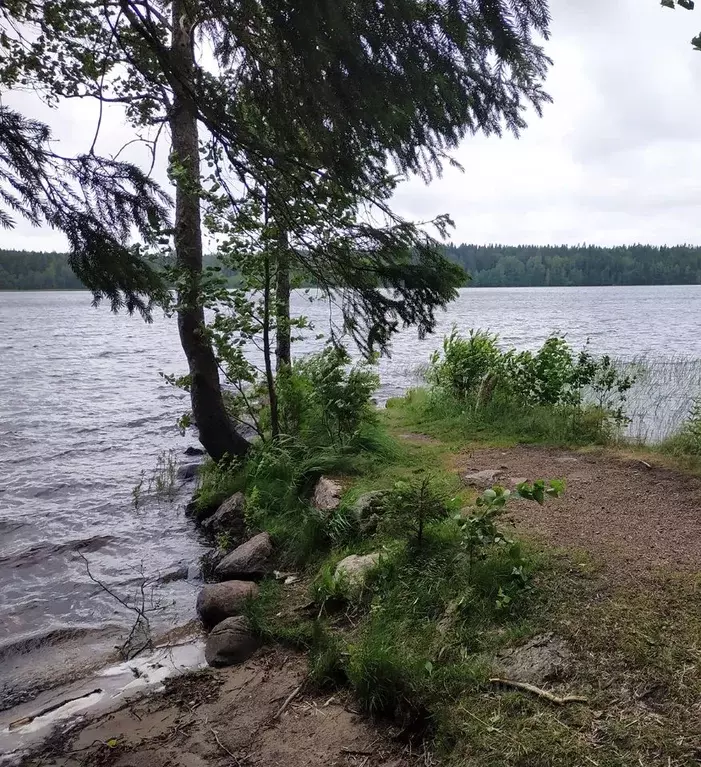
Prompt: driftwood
<box><xmin>489</xmin><ymin>677</ymin><xmax>587</xmax><ymax>705</ymax></box>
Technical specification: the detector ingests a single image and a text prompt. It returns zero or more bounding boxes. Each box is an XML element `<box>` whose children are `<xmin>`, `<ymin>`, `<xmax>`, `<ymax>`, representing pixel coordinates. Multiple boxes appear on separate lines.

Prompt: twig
<box><xmin>210</xmin><ymin>727</ymin><xmax>241</xmax><ymax>765</ymax></box>
<box><xmin>273</xmin><ymin>681</ymin><xmax>305</xmax><ymax>719</ymax></box>
<box><xmin>341</xmin><ymin>747</ymin><xmax>375</xmax><ymax>756</ymax></box>
<box><xmin>489</xmin><ymin>678</ymin><xmax>587</xmax><ymax>706</ymax></box>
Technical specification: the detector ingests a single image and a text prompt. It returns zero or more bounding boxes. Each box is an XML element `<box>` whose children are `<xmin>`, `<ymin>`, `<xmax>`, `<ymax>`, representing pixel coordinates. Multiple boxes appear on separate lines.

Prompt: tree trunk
<box><xmin>262</xmin><ymin>252</ymin><xmax>280</xmax><ymax>439</ymax></box>
<box><xmin>170</xmin><ymin>0</ymin><xmax>250</xmax><ymax>461</ymax></box>
<box><xmin>275</xmin><ymin>230</ymin><xmax>291</xmax><ymax>369</ymax></box>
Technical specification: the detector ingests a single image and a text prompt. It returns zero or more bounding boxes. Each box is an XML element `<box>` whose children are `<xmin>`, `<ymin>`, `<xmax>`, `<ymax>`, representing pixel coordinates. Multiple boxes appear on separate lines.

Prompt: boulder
<box><xmin>177</xmin><ymin>462</ymin><xmax>201</xmax><ymax>482</ymax></box>
<box><xmin>215</xmin><ymin>532</ymin><xmax>273</xmax><ymax>580</ymax></box>
<box><xmin>334</xmin><ymin>552</ymin><xmax>381</xmax><ymax>589</ymax></box>
<box><xmin>495</xmin><ymin>633</ymin><xmax>571</xmax><ymax>684</ymax></box>
<box><xmin>462</xmin><ymin>469</ymin><xmax>504</xmax><ymax>489</ymax></box>
<box><xmin>312</xmin><ymin>477</ymin><xmax>342</xmax><ymax>512</ymax></box>
<box><xmin>204</xmin><ymin>616</ymin><xmax>260</xmax><ymax>667</ymax></box>
<box><xmin>184</xmin><ymin>446</ymin><xmax>205</xmax><ymax>457</ymax></box>
<box><xmin>351</xmin><ymin>491</ymin><xmax>388</xmax><ymax>521</ymax></box>
<box><xmin>200</xmin><ymin>492</ymin><xmax>246</xmax><ymax>539</ymax></box>
<box><xmin>196</xmin><ymin>581</ymin><xmax>259</xmax><ymax>630</ymax></box>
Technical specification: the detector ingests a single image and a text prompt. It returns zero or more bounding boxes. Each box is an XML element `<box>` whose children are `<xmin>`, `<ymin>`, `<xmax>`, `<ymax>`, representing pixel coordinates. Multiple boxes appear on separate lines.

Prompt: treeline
<box><xmin>0</xmin><ymin>250</ymin><xmax>83</xmax><ymax>289</ymax></box>
<box><xmin>3</xmin><ymin>245</ymin><xmax>701</xmax><ymax>290</ymax></box>
<box><xmin>445</xmin><ymin>244</ymin><xmax>701</xmax><ymax>287</ymax></box>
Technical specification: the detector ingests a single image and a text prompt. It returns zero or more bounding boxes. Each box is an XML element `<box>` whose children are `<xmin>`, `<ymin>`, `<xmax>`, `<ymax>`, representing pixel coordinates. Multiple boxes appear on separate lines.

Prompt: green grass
<box><xmin>384</xmin><ymin>388</ymin><xmax>617</xmax><ymax>449</ymax></box>
<box><xmin>208</xmin><ymin>378</ymin><xmax>701</xmax><ymax>766</ymax></box>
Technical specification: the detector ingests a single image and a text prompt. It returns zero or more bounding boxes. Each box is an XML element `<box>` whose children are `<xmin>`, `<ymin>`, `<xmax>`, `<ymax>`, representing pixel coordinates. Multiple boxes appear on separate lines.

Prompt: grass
<box><xmin>203</xmin><ymin>366</ymin><xmax>701</xmax><ymax>765</ymax></box>
<box><xmin>384</xmin><ymin>387</ymin><xmax>617</xmax><ymax>449</ymax></box>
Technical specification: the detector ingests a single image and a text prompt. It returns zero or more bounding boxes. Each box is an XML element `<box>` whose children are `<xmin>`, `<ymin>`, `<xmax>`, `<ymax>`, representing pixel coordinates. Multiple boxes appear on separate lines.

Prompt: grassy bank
<box><xmin>190</xmin><ymin>337</ymin><xmax>701</xmax><ymax>765</ymax></box>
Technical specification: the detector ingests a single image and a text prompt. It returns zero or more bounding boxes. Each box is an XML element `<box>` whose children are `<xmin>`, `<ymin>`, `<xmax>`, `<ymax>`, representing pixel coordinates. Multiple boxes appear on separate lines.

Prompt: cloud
<box><xmin>2</xmin><ymin>0</ymin><xmax>701</xmax><ymax>250</ymax></box>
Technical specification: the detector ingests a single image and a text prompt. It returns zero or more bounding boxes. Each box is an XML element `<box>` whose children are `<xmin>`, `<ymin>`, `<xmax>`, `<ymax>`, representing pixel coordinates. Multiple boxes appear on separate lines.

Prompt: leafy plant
<box><xmin>428</xmin><ymin>329</ymin><xmax>635</xmax><ymax>430</ymax></box>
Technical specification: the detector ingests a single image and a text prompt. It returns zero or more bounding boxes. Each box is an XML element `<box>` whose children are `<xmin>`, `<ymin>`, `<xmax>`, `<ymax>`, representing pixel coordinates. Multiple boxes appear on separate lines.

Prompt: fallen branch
<box><xmin>210</xmin><ymin>727</ymin><xmax>241</xmax><ymax>765</ymax></box>
<box><xmin>489</xmin><ymin>678</ymin><xmax>587</xmax><ymax>706</ymax></box>
<box><xmin>273</xmin><ymin>681</ymin><xmax>305</xmax><ymax>719</ymax></box>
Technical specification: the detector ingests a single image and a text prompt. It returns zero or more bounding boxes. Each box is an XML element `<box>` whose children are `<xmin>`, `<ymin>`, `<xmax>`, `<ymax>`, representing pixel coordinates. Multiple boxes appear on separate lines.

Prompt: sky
<box><xmin>3</xmin><ymin>0</ymin><xmax>701</xmax><ymax>251</ymax></box>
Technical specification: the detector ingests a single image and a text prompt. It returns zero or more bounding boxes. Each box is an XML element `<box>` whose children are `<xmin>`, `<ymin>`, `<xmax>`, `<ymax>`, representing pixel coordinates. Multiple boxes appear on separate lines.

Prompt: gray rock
<box><xmin>158</xmin><ymin>564</ymin><xmax>189</xmax><ymax>584</ymax></box>
<box><xmin>184</xmin><ymin>446</ymin><xmax>205</xmax><ymax>456</ymax></box>
<box><xmin>200</xmin><ymin>492</ymin><xmax>245</xmax><ymax>539</ymax></box>
<box><xmin>196</xmin><ymin>580</ymin><xmax>259</xmax><ymax>630</ymax></box>
<box><xmin>215</xmin><ymin>532</ymin><xmax>273</xmax><ymax>580</ymax></box>
<box><xmin>335</xmin><ymin>552</ymin><xmax>381</xmax><ymax>589</ymax></box>
<box><xmin>495</xmin><ymin>633</ymin><xmax>571</xmax><ymax>684</ymax></box>
<box><xmin>177</xmin><ymin>462</ymin><xmax>201</xmax><ymax>482</ymax></box>
<box><xmin>351</xmin><ymin>491</ymin><xmax>388</xmax><ymax>521</ymax></box>
<box><xmin>462</xmin><ymin>469</ymin><xmax>504</xmax><ymax>489</ymax></box>
<box><xmin>312</xmin><ymin>476</ymin><xmax>343</xmax><ymax>511</ymax></box>
<box><xmin>204</xmin><ymin>616</ymin><xmax>260</xmax><ymax>667</ymax></box>
<box><xmin>200</xmin><ymin>547</ymin><xmax>227</xmax><ymax>580</ymax></box>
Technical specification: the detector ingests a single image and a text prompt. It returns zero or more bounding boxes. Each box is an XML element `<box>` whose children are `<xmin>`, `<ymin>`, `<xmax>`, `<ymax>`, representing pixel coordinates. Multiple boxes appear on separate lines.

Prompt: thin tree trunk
<box><xmin>275</xmin><ymin>230</ymin><xmax>291</xmax><ymax>369</ymax></box>
<box><xmin>170</xmin><ymin>0</ymin><xmax>250</xmax><ymax>461</ymax></box>
<box><xmin>263</xmin><ymin>252</ymin><xmax>279</xmax><ymax>439</ymax></box>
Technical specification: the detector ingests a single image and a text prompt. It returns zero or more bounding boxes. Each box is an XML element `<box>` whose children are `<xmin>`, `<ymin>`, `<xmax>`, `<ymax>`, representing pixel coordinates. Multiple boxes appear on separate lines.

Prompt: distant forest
<box><xmin>2</xmin><ymin>244</ymin><xmax>701</xmax><ymax>290</ymax></box>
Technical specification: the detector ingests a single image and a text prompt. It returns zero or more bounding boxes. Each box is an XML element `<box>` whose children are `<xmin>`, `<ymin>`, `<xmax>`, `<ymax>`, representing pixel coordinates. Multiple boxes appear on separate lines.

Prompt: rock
<box><xmin>204</xmin><ymin>616</ymin><xmax>260</xmax><ymax>667</ymax></box>
<box><xmin>462</xmin><ymin>469</ymin><xmax>504</xmax><ymax>489</ymax></box>
<box><xmin>495</xmin><ymin>633</ymin><xmax>571</xmax><ymax>684</ymax></box>
<box><xmin>196</xmin><ymin>581</ymin><xmax>259</xmax><ymax>630</ymax></box>
<box><xmin>312</xmin><ymin>477</ymin><xmax>343</xmax><ymax>512</ymax></box>
<box><xmin>200</xmin><ymin>492</ymin><xmax>245</xmax><ymax>539</ymax></box>
<box><xmin>200</xmin><ymin>548</ymin><xmax>228</xmax><ymax>581</ymax></box>
<box><xmin>184</xmin><ymin>446</ymin><xmax>205</xmax><ymax>456</ymax></box>
<box><xmin>158</xmin><ymin>564</ymin><xmax>189</xmax><ymax>584</ymax></box>
<box><xmin>215</xmin><ymin>532</ymin><xmax>273</xmax><ymax>580</ymax></box>
<box><xmin>177</xmin><ymin>462</ymin><xmax>201</xmax><ymax>482</ymax></box>
<box><xmin>335</xmin><ymin>552</ymin><xmax>381</xmax><ymax>589</ymax></box>
<box><xmin>351</xmin><ymin>491</ymin><xmax>388</xmax><ymax>521</ymax></box>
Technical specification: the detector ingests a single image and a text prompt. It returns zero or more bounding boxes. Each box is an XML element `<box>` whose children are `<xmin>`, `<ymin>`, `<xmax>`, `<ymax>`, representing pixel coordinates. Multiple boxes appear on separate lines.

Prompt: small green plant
<box><xmin>383</xmin><ymin>474</ymin><xmax>454</xmax><ymax>547</ymax></box>
<box><xmin>215</xmin><ymin>530</ymin><xmax>235</xmax><ymax>551</ymax></box>
<box><xmin>460</xmin><ymin>481</ymin><xmax>564</xmax><ymax>588</ymax></box>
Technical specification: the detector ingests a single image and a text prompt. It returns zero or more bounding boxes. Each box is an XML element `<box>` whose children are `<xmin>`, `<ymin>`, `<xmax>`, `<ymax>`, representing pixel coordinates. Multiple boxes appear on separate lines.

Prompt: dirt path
<box><xmin>21</xmin><ymin>649</ymin><xmax>416</xmax><ymax>767</ymax></box>
<box><xmin>454</xmin><ymin>445</ymin><xmax>701</xmax><ymax>581</ymax></box>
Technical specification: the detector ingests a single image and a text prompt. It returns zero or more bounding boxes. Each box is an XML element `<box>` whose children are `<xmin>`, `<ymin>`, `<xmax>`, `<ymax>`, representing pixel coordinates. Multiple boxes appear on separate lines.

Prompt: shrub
<box><xmin>283</xmin><ymin>346</ymin><xmax>379</xmax><ymax>446</ymax></box>
<box><xmin>427</xmin><ymin>328</ymin><xmax>634</xmax><ymax>432</ymax></box>
<box><xmin>428</xmin><ymin>328</ymin><xmax>502</xmax><ymax>400</ymax></box>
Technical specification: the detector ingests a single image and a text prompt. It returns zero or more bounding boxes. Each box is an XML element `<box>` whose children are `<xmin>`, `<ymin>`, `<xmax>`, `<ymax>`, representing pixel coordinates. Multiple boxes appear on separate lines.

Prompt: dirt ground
<box><xmin>454</xmin><ymin>445</ymin><xmax>701</xmax><ymax>582</ymax></box>
<box><xmin>22</xmin><ymin>649</ymin><xmax>420</xmax><ymax>767</ymax></box>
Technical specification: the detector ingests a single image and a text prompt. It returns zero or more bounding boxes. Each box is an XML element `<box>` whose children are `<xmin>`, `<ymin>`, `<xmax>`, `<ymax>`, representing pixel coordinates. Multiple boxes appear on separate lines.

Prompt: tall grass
<box><xmin>616</xmin><ymin>356</ymin><xmax>701</xmax><ymax>444</ymax></box>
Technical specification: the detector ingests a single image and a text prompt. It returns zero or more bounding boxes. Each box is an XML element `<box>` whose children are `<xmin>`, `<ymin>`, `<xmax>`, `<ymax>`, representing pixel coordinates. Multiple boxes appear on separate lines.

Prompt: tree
<box><xmin>1</xmin><ymin>0</ymin><xmax>553</xmax><ymax>460</ymax></box>
<box><xmin>661</xmin><ymin>0</ymin><xmax>701</xmax><ymax>49</ymax></box>
<box><xmin>0</xmin><ymin>106</ymin><xmax>169</xmax><ymax>317</ymax></box>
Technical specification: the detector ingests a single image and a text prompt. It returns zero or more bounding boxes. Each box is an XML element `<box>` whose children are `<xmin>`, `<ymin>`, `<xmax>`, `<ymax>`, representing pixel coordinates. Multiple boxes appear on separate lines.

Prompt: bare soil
<box><xmin>454</xmin><ymin>445</ymin><xmax>701</xmax><ymax>581</ymax></box>
<box><xmin>22</xmin><ymin>649</ymin><xmax>419</xmax><ymax>767</ymax></box>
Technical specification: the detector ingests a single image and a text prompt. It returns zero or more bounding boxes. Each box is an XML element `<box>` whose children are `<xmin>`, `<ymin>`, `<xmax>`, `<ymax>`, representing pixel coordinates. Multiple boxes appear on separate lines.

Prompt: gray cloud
<box><xmin>3</xmin><ymin>0</ymin><xmax>701</xmax><ymax>251</ymax></box>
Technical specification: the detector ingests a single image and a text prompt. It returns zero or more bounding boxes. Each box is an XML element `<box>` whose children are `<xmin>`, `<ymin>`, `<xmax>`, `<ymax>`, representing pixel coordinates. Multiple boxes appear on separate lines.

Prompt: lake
<box><xmin>1</xmin><ymin>285</ymin><xmax>700</xmax><ymax>714</ymax></box>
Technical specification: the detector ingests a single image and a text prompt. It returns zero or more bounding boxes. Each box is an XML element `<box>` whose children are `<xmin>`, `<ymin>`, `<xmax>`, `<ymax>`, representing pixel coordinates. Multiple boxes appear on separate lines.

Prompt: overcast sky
<box><xmin>3</xmin><ymin>0</ymin><xmax>701</xmax><ymax>251</ymax></box>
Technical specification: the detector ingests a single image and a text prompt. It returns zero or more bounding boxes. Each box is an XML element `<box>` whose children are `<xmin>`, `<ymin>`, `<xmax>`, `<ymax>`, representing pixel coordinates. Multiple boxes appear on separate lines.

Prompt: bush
<box><xmin>426</xmin><ymin>328</ymin><xmax>634</xmax><ymax>439</ymax></box>
<box><xmin>279</xmin><ymin>346</ymin><xmax>379</xmax><ymax>447</ymax></box>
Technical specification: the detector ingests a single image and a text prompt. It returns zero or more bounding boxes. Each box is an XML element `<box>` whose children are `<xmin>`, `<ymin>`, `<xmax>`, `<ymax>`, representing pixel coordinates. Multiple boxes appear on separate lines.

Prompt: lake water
<box><xmin>1</xmin><ymin>285</ymin><xmax>700</xmax><ymax>718</ymax></box>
